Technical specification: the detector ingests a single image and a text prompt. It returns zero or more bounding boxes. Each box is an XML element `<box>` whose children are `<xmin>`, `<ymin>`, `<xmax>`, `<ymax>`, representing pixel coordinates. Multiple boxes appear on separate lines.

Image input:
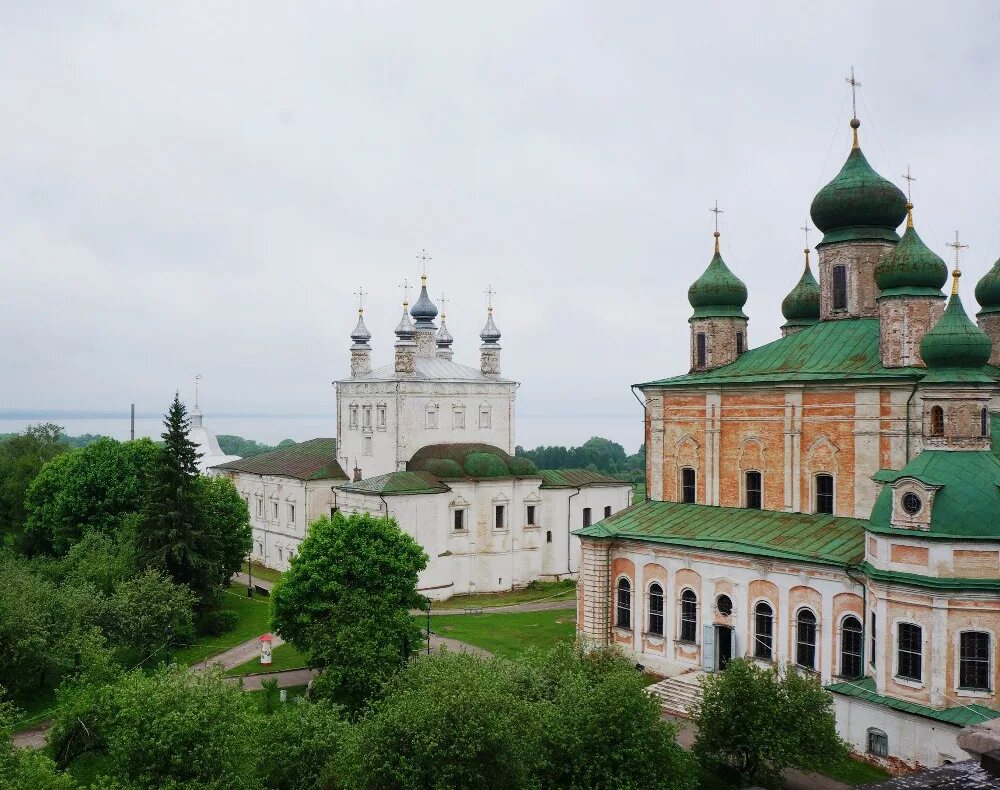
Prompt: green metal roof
<box><xmin>574</xmin><ymin>499</ymin><xmax>865</xmax><ymax>567</ymax></box>
<box><xmin>338</xmin><ymin>470</ymin><xmax>450</xmax><ymax>496</ymax></box>
<box><xmin>687</xmin><ymin>243</ymin><xmax>749</xmax><ymax>320</ymax></box>
<box><xmin>211</xmin><ymin>438</ymin><xmax>346</xmax><ymax>481</ymax></box>
<box><xmin>859</xmin><ymin>561</ymin><xmax>1000</xmax><ymax>592</ymax></box>
<box><xmin>869</xmin><ymin>451</ymin><xmax>1000</xmax><ymax>539</ymax></box>
<box><xmin>977</xmin><ymin>256</ymin><xmax>1000</xmax><ymax>315</ymax></box>
<box><xmin>874</xmin><ymin>216</ymin><xmax>948</xmax><ymax>295</ymax></box>
<box><xmin>827</xmin><ymin>676</ymin><xmax>1000</xmax><ymax>727</ymax></box>
<box><xmin>537</xmin><ymin>469</ymin><xmax>630</xmax><ymax>488</ymax></box>
<box><xmin>407</xmin><ymin>443</ymin><xmax>538</xmax><ymax>479</ymax></box>
<box><xmin>780</xmin><ymin>257</ymin><xmax>820</xmax><ymax>329</ymax></box>
<box><xmin>640</xmin><ymin>319</ymin><xmax>922</xmax><ymax>388</ymax></box>
<box><xmin>920</xmin><ymin>290</ymin><xmax>993</xmax><ymax>382</ymax></box>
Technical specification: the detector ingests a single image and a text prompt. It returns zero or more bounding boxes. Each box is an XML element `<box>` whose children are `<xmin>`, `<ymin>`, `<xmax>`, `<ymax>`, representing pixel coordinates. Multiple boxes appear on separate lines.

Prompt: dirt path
<box><xmin>413</xmin><ymin>598</ymin><xmax>577</xmax><ymax>617</ymax></box>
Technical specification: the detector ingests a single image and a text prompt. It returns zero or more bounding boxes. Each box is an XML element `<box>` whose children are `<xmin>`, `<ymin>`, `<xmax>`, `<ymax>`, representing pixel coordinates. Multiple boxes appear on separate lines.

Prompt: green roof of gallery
<box><xmin>827</xmin><ymin>676</ymin><xmax>1000</xmax><ymax>727</ymax></box>
<box><xmin>574</xmin><ymin>499</ymin><xmax>865</xmax><ymax>566</ymax></box>
<box><xmin>211</xmin><ymin>438</ymin><xmax>346</xmax><ymax>480</ymax></box>
<box><xmin>639</xmin><ymin>317</ymin><xmax>1000</xmax><ymax>389</ymax></box>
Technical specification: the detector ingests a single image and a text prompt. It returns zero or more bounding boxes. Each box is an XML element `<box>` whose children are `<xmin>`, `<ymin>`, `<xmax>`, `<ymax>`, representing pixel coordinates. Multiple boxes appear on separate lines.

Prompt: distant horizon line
<box><xmin>0</xmin><ymin>409</ymin><xmax>639</xmax><ymax>421</ymax></box>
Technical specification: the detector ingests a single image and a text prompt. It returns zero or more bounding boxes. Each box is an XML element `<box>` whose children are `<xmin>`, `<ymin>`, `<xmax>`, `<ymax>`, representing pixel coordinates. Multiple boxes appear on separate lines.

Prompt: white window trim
<box><xmin>811</xmin><ymin>471</ymin><xmax>836</xmax><ymax>515</ymax></box>
<box><xmin>362</xmin><ymin>435</ymin><xmax>373</xmax><ymax>456</ymax></box>
<box><xmin>793</xmin><ymin>606</ymin><xmax>820</xmax><ymax>671</ymax></box>
<box><xmin>426</xmin><ymin>404</ymin><xmax>440</xmax><ymax>430</ymax></box>
<box><xmin>452</xmin><ymin>405</ymin><xmax>466</xmax><ymax>430</ymax></box>
<box><xmin>742</xmin><ymin>469</ymin><xmax>764</xmax><ymax>509</ymax></box>
<box><xmin>953</xmin><ymin>627</ymin><xmax>994</xmax><ymax>697</ymax></box>
<box><xmin>892</xmin><ymin>618</ymin><xmax>926</xmax><ymax>689</ymax></box>
<box><xmin>524</xmin><ymin>502</ymin><xmax>540</xmax><ymax>528</ymax></box>
<box><xmin>348</xmin><ymin>403</ymin><xmax>359</xmax><ymax>430</ymax></box>
<box><xmin>479</xmin><ymin>404</ymin><xmax>492</xmax><ymax>429</ymax></box>
<box><xmin>645</xmin><ymin>580</ymin><xmax>666</xmax><ymax>639</ymax></box>
<box><xmin>614</xmin><ymin>574</ymin><xmax>633</xmax><ymax>634</ymax></box>
<box><xmin>376</xmin><ymin>403</ymin><xmax>387</xmax><ymax>431</ymax></box>
<box><xmin>677</xmin><ymin>586</ymin><xmax>699</xmax><ymax>644</ymax></box>
<box><xmin>752</xmin><ymin>597</ymin><xmax>776</xmax><ymax>662</ymax></box>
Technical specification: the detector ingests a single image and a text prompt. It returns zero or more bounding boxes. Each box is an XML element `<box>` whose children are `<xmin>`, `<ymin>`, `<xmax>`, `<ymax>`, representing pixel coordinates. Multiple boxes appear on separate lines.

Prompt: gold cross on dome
<box><xmin>354</xmin><ymin>286</ymin><xmax>367</xmax><ymax>313</ymax></box>
<box><xmin>399</xmin><ymin>278</ymin><xmax>411</xmax><ymax>305</ymax></box>
<box><xmin>710</xmin><ymin>200</ymin><xmax>724</xmax><ymax>234</ymax></box>
<box><xmin>902</xmin><ymin>165</ymin><xmax>916</xmax><ymax>202</ymax></box>
<box><xmin>845</xmin><ymin>66</ymin><xmax>862</xmax><ymax>120</ymax></box>
<box><xmin>946</xmin><ymin>231</ymin><xmax>968</xmax><ymax>268</ymax></box>
<box><xmin>439</xmin><ymin>292</ymin><xmax>448</xmax><ymax>318</ymax></box>
<box><xmin>416</xmin><ymin>249</ymin><xmax>432</xmax><ymax>277</ymax></box>
<box><xmin>801</xmin><ymin>223</ymin><xmax>811</xmax><ymax>248</ymax></box>
<box><xmin>485</xmin><ymin>284</ymin><xmax>496</xmax><ymax>311</ymax></box>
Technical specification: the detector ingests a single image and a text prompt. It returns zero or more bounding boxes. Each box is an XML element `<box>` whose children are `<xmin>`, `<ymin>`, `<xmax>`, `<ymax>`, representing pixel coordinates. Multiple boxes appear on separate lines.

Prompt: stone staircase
<box><xmin>645</xmin><ymin>670</ymin><xmax>703</xmax><ymax>718</ymax></box>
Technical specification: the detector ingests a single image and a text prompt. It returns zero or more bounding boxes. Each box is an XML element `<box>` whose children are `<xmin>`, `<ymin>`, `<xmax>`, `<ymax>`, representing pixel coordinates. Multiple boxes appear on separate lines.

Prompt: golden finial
<box><xmin>354</xmin><ymin>286</ymin><xmax>367</xmax><ymax>316</ymax></box>
<box><xmin>485</xmin><ymin>284</ymin><xmax>496</xmax><ymax>314</ymax></box>
<box><xmin>846</xmin><ymin>67</ymin><xmax>862</xmax><ymax>149</ymax></box>
<box><xmin>902</xmin><ymin>166</ymin><xmax>916</xmax><ymax>228</ymax></box>
<box><xmin>439</xmin><ymin>292</ymin><xmax>448</xmax><ymax>320</ymax></box>
<box><xmin>416</xmin><ymin>249</ymin><xmax>432</xmax><ymax>284</ymax></box>
<box><xmin>946</xmin><ymin>232</ymin><xmax>968</xmax><ymax>295</ymax></box>
<box><xmin>400</xmin><ymin>278</ymin><xmax>411</xmax><ymax>308</ymax></box>
<box><xmin>710</xmin><ymin>201</ymin><xmax>723</xmax><ymax>253</ymax></box>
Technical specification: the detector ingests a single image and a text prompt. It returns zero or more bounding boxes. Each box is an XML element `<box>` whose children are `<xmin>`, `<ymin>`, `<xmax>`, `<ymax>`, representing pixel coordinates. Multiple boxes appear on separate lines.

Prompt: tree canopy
<box><xmin>216</xmin><ymin>434</ymin><xmax>295</xmax><ymax>458</ymax></box>
<box><xmin>516</xmin><ymin>436</ymin><xmax>645</xmax><ymax>483</ymax></box>
<box><xmin>271</xmin><ymin>511</ymin><xmax>428</xmax><ymax>712</ymax></box>
<box><xmin>693</xmin><ymin>658</ymin><xmax>848</xmax><ymax>788</ymax></box>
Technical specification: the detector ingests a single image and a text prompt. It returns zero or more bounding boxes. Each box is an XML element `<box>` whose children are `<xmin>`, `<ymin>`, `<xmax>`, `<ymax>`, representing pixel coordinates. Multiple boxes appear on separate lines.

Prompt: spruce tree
<box><xmin>138</xmin><ymin>393</ymin><xmax>216</xmax><ymax>600</ymax></box>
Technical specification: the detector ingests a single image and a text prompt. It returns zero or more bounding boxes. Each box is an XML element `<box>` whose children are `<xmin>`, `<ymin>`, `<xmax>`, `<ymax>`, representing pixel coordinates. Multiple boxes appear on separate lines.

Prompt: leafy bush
<box><xmin>197</xmin><ymin>608</ymin><xmax>240</xmax><ymax>637</ymax></box>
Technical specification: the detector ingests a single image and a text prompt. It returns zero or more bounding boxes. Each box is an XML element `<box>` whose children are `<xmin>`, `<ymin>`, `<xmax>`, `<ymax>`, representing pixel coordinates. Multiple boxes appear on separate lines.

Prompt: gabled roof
<box><xmin>640</xmin><ymin>319</ymin><xmax>922</xmax><ymax>389</ymax></box>
<box><xmin>338</xmin><ymin>470</ymin><xmax>450</xmax><ymax>496</ymax></box>
<box><xmin>827</xmin><ymin>676</ymin><xmax>1000</xmax><ymax>728</ymax></box>
<box><xmin>574</xmin><ymin>499</ymin><xmax>865</xmax><ymax>567</ymax></box>
<box><xmin>210</xmin><ymin>438</ymin><xmax>347</xmax><ymax>481</ymax></box>
<box><xmin>538</xmin><ymin>469</ymin><xmax>631</xmax><ymax>488</ymax></box>
<box><xmin>869</xmin><ymin>451</ymin><xmax>1000</xmax><ymax>539</ymax></box>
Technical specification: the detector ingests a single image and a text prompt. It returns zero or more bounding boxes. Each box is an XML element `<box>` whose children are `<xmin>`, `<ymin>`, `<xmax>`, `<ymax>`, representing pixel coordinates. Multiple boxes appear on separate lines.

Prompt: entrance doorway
<box><xmin>715</xmin><ymin>625</ymin><xmax>733</xmax><ymax>670</ymax></box>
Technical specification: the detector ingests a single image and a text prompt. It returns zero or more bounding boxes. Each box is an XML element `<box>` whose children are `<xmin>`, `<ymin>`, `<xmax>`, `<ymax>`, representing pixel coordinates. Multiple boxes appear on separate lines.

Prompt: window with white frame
<box><xmin>754</xmin><ymin>601</ymin><xmax>774</xmax><ymax>660</ymax></box>
<box><xmin>679</xmin><ymin>589</ymin><xmax>698</xmax><ymax>642</ymax></box>
<box><xmin>277</xmin><ymin>547</ymin><xmax>283</xmax><ymax>562</ymax></box>
<box><xmin>287</xmin><ymin>503</ymin><xmax>295</xmax><ymax>523</ymax></box>
<box><xmin>796</xmin><ymin>609</ymin><xmax>818</xmax><ymax>670</ymax></box>
<box><xmin>376</xmin><ymin>404</ymin><xmax>387</xmax><ymax>430</ymax></box>
<box><xmin>616</xmin><ymin>578</ymin><xmax>631</xmax><ymax>629</ymax></box>
<box><xmin>362</xmin><ymin>435</ymin><xmax>373</xmax><ymax>456</ymax></box>
<box><xmin>479</xmin><ymin>405</ymin><xmax>492</xmax><ymax>429</ymax></box>
<box><xmin>648</xmin><ymin>583</ymin><xmax>664</xmax><ymax>636</ymax></box>
<box><xmin>897</xmin><ymin>622</ymin><xmax>923</xmax><ymax>682</ymax></box>
<box><xmin>526</xmin><ymin>505</ymin><xmax>537</xmax><ymax>526</ymax></box>
<box><xmin>256</xmin><ymin>498</ymin><xmax>264</xmax><ymax>517</ymax></box>
<box><xmin>841</xmin><ymin>616</ymin><xmax>863</xmax><ymax>679</ymax></box>
<box><xmin>453</xmin><ymin>509</ymin><xmax>466</xmax><ymax>531</ymax></box>
<box><xmin>494</xmin><ymin>504</ymin><xmax>506</xmax><ymax>530</ymax></box>
<box><xmin>348</xmin><ymin>405</ymin><xmax>359</xmax><ymax>429</ymax></box>
<box><xmin>362</xmin><ymin>405</ymin><xmax>372</xmax><ymax>429</ymax></box>
<box><xmin>257</xmin><ymin>541</ymin><xmax>263</xmax><ymax>556</ymax></box>
<box><xmin>815</xmin><ymin>474</ymin><xmax>834</xmax><ymax>514</ymax></box>
<box><xmin>960</xmin><ymin>631</ymin><xmax>991</xmax><ymax>691</ymax></box>
<box><xmin>272</xmin><ymin>501</ymin><xmax>279</xmax><ymax>520</ymax></box>
<box><xmin>867</xmin><ymin>728</ymin><xmax>888</xmax><ymax>758</ymax></box>
<box><xmin>426</xmin><ymin>406</ymin><xmax>439</xmax><ymax>429</ymax></box>
<box><xmin>453</xmin><ymin>407</ymin><xmax>465</xmax><ymax>429</ymax></box>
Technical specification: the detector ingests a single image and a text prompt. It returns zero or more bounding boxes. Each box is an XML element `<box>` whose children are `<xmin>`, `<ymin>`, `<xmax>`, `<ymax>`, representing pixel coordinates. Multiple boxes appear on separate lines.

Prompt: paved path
<box><xmin>232</xmin><ymin>668</ymin><xmax>316</xmax><ymax>690</ymax></box>
<box><xmin>233</xmin><ymin>572</ymin><xmax>274</xmax><ymax>592</ymax></box>
<box><xmin>413</xmin><ymin>597</ymin><xmax>577</xmax><ymax>617</ymax></box>
<box><xmin>190</xmin><ymin>634</ymin><xmax>285</xmax><ymax>672</ymax></box>
<box><xmin>12</xmin><ymin>722</ymin><xmax>49</xmax><ymax>750</ymax></box>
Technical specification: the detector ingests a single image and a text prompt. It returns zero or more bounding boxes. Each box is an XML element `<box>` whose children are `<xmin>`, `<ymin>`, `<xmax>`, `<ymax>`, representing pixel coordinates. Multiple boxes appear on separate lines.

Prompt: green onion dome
<box><xmin>687</xmin><ymin>233</ymin><xmax>748</xmax><ymax>320</ymax></box>
<box><xmin>874</xmin><ymin>205</ymin><xmax>948</xmax><ymax>297</ymax></box>
<box><xmin>781</xmin><ymin>250</ymin><xmax>821</xmax><ymax>328</ymax></box>
<box><xmin>809</xmin><ymin>120</ymin><xmax>907</xmax><ymax>246</ymax></box>
<box><xmin>975</xmin><ymin>255</ymin><xmax>1000</xmax><ymax>316</ymax></box>
<box><xmin>920</xmin><ymin>272</ymin><xmax>992</xmax><ymax>372</ymax></box>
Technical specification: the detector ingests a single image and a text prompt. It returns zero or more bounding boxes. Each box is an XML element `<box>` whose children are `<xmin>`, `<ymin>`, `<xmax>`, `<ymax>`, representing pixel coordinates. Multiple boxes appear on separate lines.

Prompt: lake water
<box><xmin>0</xmin><ymin>412</ymin><xmax>645</xmax><ymax>454</ymax></box>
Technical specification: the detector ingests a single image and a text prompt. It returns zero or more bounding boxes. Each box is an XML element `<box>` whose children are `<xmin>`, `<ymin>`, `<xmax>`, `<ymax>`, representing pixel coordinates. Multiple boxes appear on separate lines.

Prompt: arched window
<box><xmin>982</xmin><ymin>407</ymin><xmax>990</xmax><ymax>438</ymax></box>
<box><xmin>815</xmin><ymin>474</ymin><xmax>834</xmax><ymax>514</ymax></box>
<box><xmin>681</xmin><ymin>467</ymin><xmax>696</xmax><ymax>504</ymax></box>
<box><xmin>745</xmin><ymin>471</ymin><xmax>762</xmax><ymax>509</ymax></box>
<box><xmin>616</xmin><ymin>578</ymin><xmax>631</xmax><ymax>629</ymax></box>
<box><xmin>680</xmin><ymin>589</ymin><xmax>697</xmax><ymax>642</ymax></box>
<box><xmin>841</xmin><ymin>616</ymin><xmax>863</xmax><ymax>679</ymax></box>
<box><xmin>754</xmin><ymin>601</ymin><xmax>773</xmax><ymax>660</ymax></box>
<box><xmin>930</xmin><ymin>405</ymin><xmax>944</xmax><ymax>437</ymax></box>
<box><xmin>960</xmin><ymin>631</ymin><xmax>991</xmax><ymax>691</ymax></box>
<box><xmin>648</xmin><ymin>583</ymin><xmax>664</xmax><ymax>636</ymax></box>
<box><xmin>796</xmin><ymin>609</ymin><xmax>817</xmax><ymax>670</ymax></box>
<box><xmin>716</xmin><ymin>595</ymin><xmax>733</xmax><ymax>616</ymax></box>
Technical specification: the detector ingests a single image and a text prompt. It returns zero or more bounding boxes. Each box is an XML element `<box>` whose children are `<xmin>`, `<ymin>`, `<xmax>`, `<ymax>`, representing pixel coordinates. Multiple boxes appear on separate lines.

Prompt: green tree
<box><xmin>693</xmin><ymin>658</ymin><xmax>848</xmax><ymax>788</ymax></box>
<box><xmin>271</xmin><ymin>512</ymin><xmax>428</xmax><ymax>712</ymax></box>
<box><xmin>21</xmin><ymin>438</ymin><xmax>159</xmax><ymax>556</ymax></box>
<box><xmin>344</xmin><ymin>651</ymin><xmax>543</xmax><ymax>789</ymax></box>
<box><xmin>102</xmin><ymin>570</ymin><xmax>197</xmax><ymax>661</ymax></box>
<box><xmin>216</xmin><ymin>434</ymin><xmax>295</xmax><ymax>458</ymax></box>
<box><xmin>0</xmin><ymin>696</ymin><xmax>80</xmax><ymax>790</ymax></box>
<box><xmin>259</xmin><ymin>698</ymin><xmax>349</xmax><ymax>790</ymax></box>
<box><xmin>0</xmin><ymin>423</ymin><xmax>68</xmax><ymax>542</ymax></box>
<box><xmin>49</xmin><ymin>667</ymin><xmax>262</xmax><ymax>789</ymax></box>
<box><xmin>137</xmin><ymin>394</ymin><xmax>249</xmax><ymax>603</ymax></box>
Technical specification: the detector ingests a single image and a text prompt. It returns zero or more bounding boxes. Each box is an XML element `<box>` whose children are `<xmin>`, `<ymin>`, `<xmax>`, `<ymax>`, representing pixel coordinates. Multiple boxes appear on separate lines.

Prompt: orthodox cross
<box><xmin>845</xmin><ymin>66</ymin><xmax>861</xmax><ymax>119</ymax></box>
<box><xmin>194</xmin><ymin>374</ymin><xmax>202</xmax><ymax>410</ymax></box>
<box><xmin>946</xmin><ymin>231</ymin><xmax>968</xmax><ymax>269</ymax></box>
<box><xmin>801</xmin><ymin>223</ymin><xmax>811</xmax><ymax>248</ymax></box>
<box><xmin>400</xmin><ymin>278</ymin><xmax>411</xmax><ymax>305</ymax></box>
<box><xmin>710</xmin><ymin>200</ymin><xmax>723</xmax><ymax>234</ymax></box>
<box><xmin>439</xmin><ymin>292</ymin><xmax>448</xmax><ymax>318</ymax></box>
<box><xmin>354</xmin><ymin>286</ymin><xmax>367</xmax><ymax>313</ymax></box>
<box><xmin>485</xmin><ymin>284</ymin><xmax>496</xmax><ymax>311</ymax></box>
<box><xmin>416</xmin><ymin>249</ymin><xmax>432</xmax><ymax>276</ymax></box>
<box><xmin>902</xmin><ymin>165</ymin><xmax>916</xmax><ymax>202</ymax></box>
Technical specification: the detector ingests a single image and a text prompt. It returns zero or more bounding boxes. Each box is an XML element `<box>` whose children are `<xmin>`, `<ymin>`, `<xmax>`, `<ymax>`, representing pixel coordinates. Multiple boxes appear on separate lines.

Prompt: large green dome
<box><xmin>975</xmin><ymin>256</ymin><xmax>1000</xmax><ymax>316</ymax></box>
<box><xmin>809</xmin><ymin>126</ymin><xmax>907</xmax><ymax>246</ymax></box>
<box><xmin>781</xmin><ymin>252</ymin><xmax>820</xmax><ymax>328</ymax></box>
<box><xmin>874</xmin><ymin>210</ymin><xmax>948</xmax><ymax>297</ymax></box>
<box><xmin>920</xmin><ymin>279</ymin><xmax>992</xmax><ymax>374</ymax></box>
<box><xmin>688</xmin><ymin>235</ymin><xmax>748</xmax><ymax>320</ymax></box>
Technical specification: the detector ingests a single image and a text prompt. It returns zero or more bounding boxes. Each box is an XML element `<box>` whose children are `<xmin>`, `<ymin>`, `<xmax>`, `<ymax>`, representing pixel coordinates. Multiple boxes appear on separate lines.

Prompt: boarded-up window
<box><xmin>832</xmin><ymin>265</ymin><xmax>847</xmax><ymax>310</ymax></box>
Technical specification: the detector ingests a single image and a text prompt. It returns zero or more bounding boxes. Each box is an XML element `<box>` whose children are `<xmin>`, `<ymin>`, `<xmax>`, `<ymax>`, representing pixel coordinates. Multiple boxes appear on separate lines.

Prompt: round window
<box><xmin>901</xmin><ymin>492</ymin><xmax>922</xmax><ymax>516</ymax></box>
<box><xmin>716</xmin><ymin>595</ymin><xmax>733</xmax><ymax>616</ymax></box>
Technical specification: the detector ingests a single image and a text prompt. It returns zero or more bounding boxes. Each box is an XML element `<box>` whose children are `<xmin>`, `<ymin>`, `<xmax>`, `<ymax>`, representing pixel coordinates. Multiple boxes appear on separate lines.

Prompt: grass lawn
<box><xmin>431</xmin><ymin>579</ymin><xmax>576</xmax><ymax>610</ymax></box>
<box><xmin>819</xmin><ymin>754</ymin><xmax>890</xmax><ymax>785</ymax></box>
<box><xmin>246</xmin><ymin>559</ymin><xmax>283</xmax><ymax>586</ymax></box>
<box><xmin>428</xmin><ymin>608</ymin><xmax>576</xmax><ymax>658</ymax></box>
<box><xmin>227</xmin><ymin>642</ymin><xmax>309</xmax><ymax>676</ymax></box>
<box><xmin>172</xmin><ymin>583</ymin><xmax>273</xmax><ymax>666</ymax></box>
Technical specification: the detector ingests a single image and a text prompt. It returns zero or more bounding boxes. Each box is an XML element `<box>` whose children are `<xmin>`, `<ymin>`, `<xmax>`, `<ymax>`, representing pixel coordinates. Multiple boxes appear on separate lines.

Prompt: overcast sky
<box><xmin>2</xmin><ymin>2</ymin><xmax>999</xmax><ymax>446</ymax></box>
